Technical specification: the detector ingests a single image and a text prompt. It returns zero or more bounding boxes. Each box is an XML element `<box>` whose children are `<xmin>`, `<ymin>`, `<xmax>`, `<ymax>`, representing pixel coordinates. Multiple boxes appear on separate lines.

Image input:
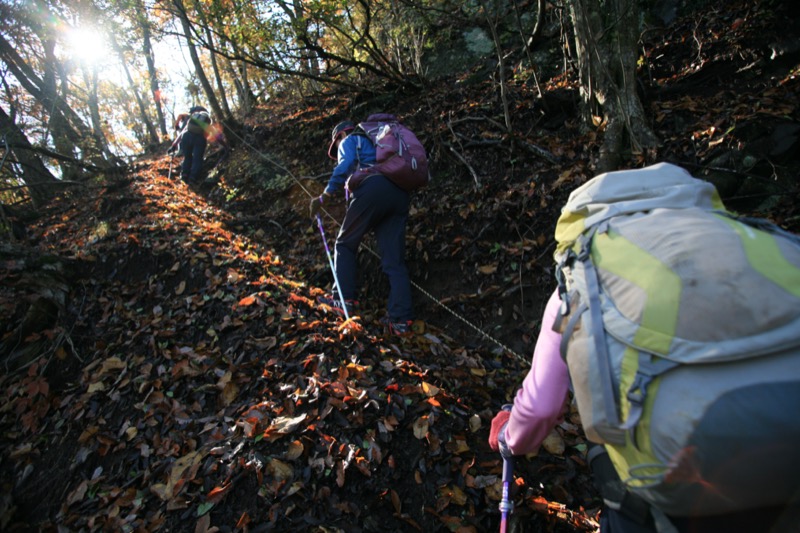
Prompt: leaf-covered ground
<box><xmin>2</xmin><ymin>1</ymin><xmax>799</xmax><ymax>532</ymax></box>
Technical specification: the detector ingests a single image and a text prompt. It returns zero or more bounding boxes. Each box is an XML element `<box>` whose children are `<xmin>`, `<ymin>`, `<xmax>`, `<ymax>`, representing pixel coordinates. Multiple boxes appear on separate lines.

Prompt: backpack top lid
<box><xmin>363</xmin><ymin>113</ymin><xmax>398</xmax><ymax>123</ymax></box>
<box><xmin>190</xmin><ymin>105</ymin><xmax>207</xmax><ymax>113</ymax></box>
<box><xmin>554</xmin><ymin>162</ymin><xmax>726</xmax><ymax>256</ymax></box>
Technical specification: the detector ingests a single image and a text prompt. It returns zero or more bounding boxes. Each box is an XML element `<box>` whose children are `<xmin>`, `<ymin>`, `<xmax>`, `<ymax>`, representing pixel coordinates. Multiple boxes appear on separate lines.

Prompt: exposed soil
<box><xmin>1</xmin><ymin>1</ymin><xmax>799</xmax><ymax>532</ymax></box>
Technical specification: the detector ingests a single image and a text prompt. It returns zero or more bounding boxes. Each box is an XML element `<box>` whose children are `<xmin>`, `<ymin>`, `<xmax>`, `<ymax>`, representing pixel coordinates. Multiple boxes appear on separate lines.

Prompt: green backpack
<box><xmin>186</xmin><ymin>109</ymin><xmax>211</xmax><ymax>135</ymax></box>
<box><xmin>554</xmin><ymin>162</ymin><xmax>800</xmax><ymax>516</ymax></box>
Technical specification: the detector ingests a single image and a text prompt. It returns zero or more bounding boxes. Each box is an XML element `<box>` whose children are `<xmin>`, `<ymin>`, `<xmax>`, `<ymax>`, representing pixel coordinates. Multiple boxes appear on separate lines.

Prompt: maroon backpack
<box><xmin>346</xmin><ymin>113</ymin><xmax>429</xmax><ymax>193</ymax></box>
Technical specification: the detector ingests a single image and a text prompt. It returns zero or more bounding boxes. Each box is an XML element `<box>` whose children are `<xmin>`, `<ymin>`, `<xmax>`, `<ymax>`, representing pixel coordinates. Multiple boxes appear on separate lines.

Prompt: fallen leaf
<box><xmin>541</xmin><ymin>429</ymin><xmax>565</xmax><ymax>455</ymax></box>
<box><xmin>285</xmin><ymin>440</ymin><xmax>304</xmax><ymax>460</ymax></box>
<box><xmin>391</xmin><ymin>489</ymin><xmax>402</xmax><ymax>513</ymax></box>
<box><xmin>267</xmin><ymin>458</ymin><xmax>293</xmax><ymax>481</ymax></box>
<box><xmin>264</xmin><ymin>414</ymin><xmax>307</xmax><ymax>440</ymax></box>
<box><xmin>238</xmin><ymin>295</ymin><xmax>257</xmax><ymax>306</ymax></box>
<box><xmin>438</xmin><ymin>484</ymin><xmax>468</xmax><ymax>505</ymax></box>
<box><xmin>412</xmin><ymin>416</ymin><xmax>429</xmax><ymax>439</ymax></box>
<box><xmin>469</xmin><ymin>414</ymin><xmax>482</xmax><ymax>432</ymax></box>
<box><xmin>153</xmin><ymin>450</ymin><xmax>204</xmax><ymax>501</ymax></box>
<box><xmin>219</xmin><ymin>381</ymin><xmax>239</xmax><ymax>407</ymax></box>
<box><xmin>421</xmin><ymin>381</ymin><xmax>440</xmax><ymax>397</ymax></box>
<box><xmin>478</xmin><ymin>264</ymin><xmax>498</xmax><ymax>275</ymax></box>
<box><xmin>66</xmin><ymin>480</ymin><xmax>89</xmax><ymax>506</ymax></box>
<box><xmin>206</xmin><ymin>483</ymin><xmax>232</xmax><ymax>504</ymax></box>
<box><xmin>100</xmin><ymin>356</ymin><xmax>126</xmax><ymax>375</ymax></box>
<box><xmin>87</xmin><ymin>381</ymin><xmax>106</xmax><ymax>393</ymax></box>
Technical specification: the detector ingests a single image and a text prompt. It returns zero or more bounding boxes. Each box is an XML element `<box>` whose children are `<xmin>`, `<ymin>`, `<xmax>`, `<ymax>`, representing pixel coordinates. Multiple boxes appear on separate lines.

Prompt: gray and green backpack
<box><xmin>186</xmin><ymin>108</ymin><xmax>211</xmax><ymax>135</ymax></box>
<box><xmin>554</xmin><ymin>162</ymin><xmax>800</xmax><ymax>516</ymax></box>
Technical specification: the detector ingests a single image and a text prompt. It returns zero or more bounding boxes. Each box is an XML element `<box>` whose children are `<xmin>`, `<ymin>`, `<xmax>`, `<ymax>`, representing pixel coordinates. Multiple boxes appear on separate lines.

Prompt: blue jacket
<box><xmin>324</xmin><ymin>133</ymin><xmax>376</xmax><ymax>196</ymax></box>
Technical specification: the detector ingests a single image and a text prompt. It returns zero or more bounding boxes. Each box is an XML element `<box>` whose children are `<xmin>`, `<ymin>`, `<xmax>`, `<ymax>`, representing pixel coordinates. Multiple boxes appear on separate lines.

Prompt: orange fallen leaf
<box><xmin>207</xmin><ymin>482</ymin><xmax>232</xmax><ymax>504</ymax></box>
<box><xmin>238</xmin><ymin>295</ymin><xmax>257</xmax><ymax>306</ymax></box>
<box><xmin>236</xmin><ymin>512</ymin><xmax>251</xmax><ymax>529</ymax></box>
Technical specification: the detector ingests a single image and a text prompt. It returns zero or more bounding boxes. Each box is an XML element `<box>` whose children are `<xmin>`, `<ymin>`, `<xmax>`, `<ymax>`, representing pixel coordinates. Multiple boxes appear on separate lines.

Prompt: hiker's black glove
<box><xmin>309</xmin><ymin>194</ymin><xmax>326</xmax><ymax>220</ymax></box>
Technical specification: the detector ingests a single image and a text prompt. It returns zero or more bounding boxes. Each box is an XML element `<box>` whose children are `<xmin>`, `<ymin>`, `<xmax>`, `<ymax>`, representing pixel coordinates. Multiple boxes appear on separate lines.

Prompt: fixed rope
<box><xmin>218</xmin><ymin>122</ymin><xmax>530</xmax><ymax>365</ymax></box>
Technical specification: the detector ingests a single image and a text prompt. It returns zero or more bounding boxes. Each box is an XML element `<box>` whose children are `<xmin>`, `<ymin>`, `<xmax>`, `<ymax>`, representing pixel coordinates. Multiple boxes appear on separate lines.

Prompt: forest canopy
<box><xmin>1</xmin><ymin>0</ymin><xmax>676</xmax><ymax>212</ymax></box>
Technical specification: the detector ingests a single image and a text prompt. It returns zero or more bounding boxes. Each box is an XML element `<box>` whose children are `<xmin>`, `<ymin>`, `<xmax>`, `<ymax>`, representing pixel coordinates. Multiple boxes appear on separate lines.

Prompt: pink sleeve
<box><xmin>504</xmin><ymin>288</ymin><xmax>570</xmax><ymax>455</ymax></box>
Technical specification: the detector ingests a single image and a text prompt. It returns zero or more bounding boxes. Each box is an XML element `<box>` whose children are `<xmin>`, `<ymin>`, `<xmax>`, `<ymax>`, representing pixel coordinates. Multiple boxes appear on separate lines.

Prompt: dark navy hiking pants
<box><xmin>334</xmin><ymin>174</ymin><xmax>413</xmax><ymax>322</ymax></box>
<box><xmin>180</xmin><ymin>131</ymin><xmax>207</xmax><ymax>182</ymax></box>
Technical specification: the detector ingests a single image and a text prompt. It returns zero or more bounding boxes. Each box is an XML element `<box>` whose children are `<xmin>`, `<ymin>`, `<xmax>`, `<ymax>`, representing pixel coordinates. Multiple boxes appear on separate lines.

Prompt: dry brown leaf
<box><xmin>412</xmin><ymin>416</ymin><xmax>429</xmax><ymax>439</ymax></box>
<box><xmin>446</xmin><ymin>485</ymin><xmax>468</xmax><ymax>506</ymax></box>
<box><xmin>153</xmin><ymin>450</ymin><xmax>204</xmax><ymax>501</ymax></box>
<box><xmin>66</xmin><ymin>480</ymin><xmax>88</xmax><ymax>506</ymax></box>
<box><xmin>541</xmin><ymin>429</ymin><xmax>565</xmax><ymax>455</ymax></box>
<box><xmin>478</xmin><ymin>264</ymin><xmax>497</xmax><ymax>275</ymax></box>
<box><xmin>285</xmin><ymin>440</ymin><xmax>304</xmax><ymax>460</ymax></box>
<box><xmin>391</xmin><ymin>489</ymin><xmax>402</xmax><ymax>514</ymax></box>
<box><xmin>100</xmin><ymin>356</ymin><xmax>126</xmax><ymax>375</ymax></box>
<box><xmin>421</xmin><ymin>381</ymin><xmax>440</xmax><ymax>397</ymax></box>
<box><xmin>219</xmin><ymin>381</ymin><xmax>239</xmax><ymax>407</ymax></box>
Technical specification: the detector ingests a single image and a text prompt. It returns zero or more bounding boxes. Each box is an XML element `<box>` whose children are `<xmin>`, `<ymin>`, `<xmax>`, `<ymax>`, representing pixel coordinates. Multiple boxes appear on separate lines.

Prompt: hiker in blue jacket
<box><xmin>310</xmin><ymin>120</ymin><xmax>414</xmax><ymax>335</ymax></box>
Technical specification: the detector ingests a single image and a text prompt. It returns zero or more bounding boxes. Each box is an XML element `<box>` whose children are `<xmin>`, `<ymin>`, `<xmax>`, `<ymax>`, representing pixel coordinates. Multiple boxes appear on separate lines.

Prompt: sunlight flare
<box><xmin>64</xmin><ymin>26</ymin><xmax>108</xmax><ymax>66</ymax></box>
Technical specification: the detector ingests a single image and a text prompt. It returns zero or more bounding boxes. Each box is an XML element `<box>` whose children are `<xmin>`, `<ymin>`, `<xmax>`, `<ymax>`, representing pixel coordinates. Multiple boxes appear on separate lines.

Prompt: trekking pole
<box><xmin>167</xmin><ymin>152</ymin><xmax>175</xmax><ymax>180</ymax></box>
<box><xmin>499</xmin><ymin>455</ymin><xmax>514</xmax><ymax>533</ymax></box>
<box><xmin>316</xmin><ymin>214</ymin><xmax>350</xmax><ymax>321</ymax></box>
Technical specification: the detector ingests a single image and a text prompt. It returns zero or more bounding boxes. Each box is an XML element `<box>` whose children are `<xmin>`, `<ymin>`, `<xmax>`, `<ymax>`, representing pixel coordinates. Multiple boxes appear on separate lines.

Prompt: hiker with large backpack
<box><xmin>310</xmin><ymin>114</ymin><xmax>428</xmax><ymax>335</ymax></box>
<box><xmin>177</xmin><ymin>105</ymin><xmax>212</xmax><ymax>184</ymax></box>
<box><xmin>488</xmin><ymin>163</ymin><xmax>800</xmax><ymax>532</ymax></box>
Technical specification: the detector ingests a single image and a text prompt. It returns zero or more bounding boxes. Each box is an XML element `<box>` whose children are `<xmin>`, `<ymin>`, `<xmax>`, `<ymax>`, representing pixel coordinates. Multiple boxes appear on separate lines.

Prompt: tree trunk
<box><xmin>227</xmin><ymin>54</ymin><xmax>253</xmax><ymax>114</ymax></box>
<box><xmin>480</xmin><ymin>0</ymin><xmax>512</xmax><ymax>133</ymax></box>
<box><xmin>194</xmin><ymin>5</ymin><xmax>232</xmax><ymax>120</ymax></box>
<box><xmin>108</xmin><ymin>33</ymin><xmax>160</xmax><ymax>147</ymax></box>
<box><xmin>40</xmin><ymin>38</ymin><xmax>82</xmax><ymax>179</ymax></box>
<box><xmin>173</xmin><ymin>0</ymin><xmax>225</xmax><ymax>120</ymax></box>
<box><xmin>0</xmin><ymin>106</ymin><xmax>59</xmax><ymax>207</ymax></box>
<box><xmin>135</xmin><ymin>0</ymin><xmax>169</xmax><ymax>138</ymax></box>
<box><xmin>568</xmin><ymin>0</ymin><xmax>659</xmax><ymax>172</ymax></box>
<box><xmin>0</xmin><ymin>32</ymin><xmax>112</xmax><ymax>178</ymax></box>
<box><xmin>82</xmin><ymin>66</ymin><xmax>120</xmax><ymax>162</ymax></box>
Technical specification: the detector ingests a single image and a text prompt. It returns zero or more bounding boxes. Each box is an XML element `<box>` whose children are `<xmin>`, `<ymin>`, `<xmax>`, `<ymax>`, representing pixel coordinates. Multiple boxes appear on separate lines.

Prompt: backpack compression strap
<box><xmin>577</xmin><ymin>228</ymin><xmax>624</xmax><ymax>438</ymax></box>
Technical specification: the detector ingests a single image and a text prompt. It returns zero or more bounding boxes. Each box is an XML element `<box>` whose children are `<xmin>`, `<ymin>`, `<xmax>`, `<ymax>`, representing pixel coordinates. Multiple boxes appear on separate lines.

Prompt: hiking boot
<box><xmin>317</xmin><ymin>295</ymin><xmax>358</xmax><ymax>316</ymax></box>
<box><xmin>380</xmin><ymin>317</ymin><xmax>414</xmax><ymax>336</ymax></box>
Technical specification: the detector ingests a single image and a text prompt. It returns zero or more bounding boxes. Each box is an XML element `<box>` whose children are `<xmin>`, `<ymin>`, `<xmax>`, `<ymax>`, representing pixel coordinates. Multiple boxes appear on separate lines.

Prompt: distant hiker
<box><xmin>168</xmin><ymin>114</ymin><xmax>187</xmax><ymax>156</ymax></box>
<box><xmin>173</xmin><ymin>112</ymin><xmax>191</xmax><ymax>134</ymax></box>
<box><xmin>310</xmin><ymin>119</ymin><xmax>415</xmax><ymax>335</ymax></box>
<box><xmin>168</xmin><ymin>111</ymin><xmax>193</xmax><ymax>156</ymax></box>
<box><xmin>489</xmin><ymin>163</ymin><xmax>800</xmax><ymax>532</ymax></box>
<box><xmin>176</xmin><ymin>105</ymin><xmax>212</xmax><ymax>184</ymax></box>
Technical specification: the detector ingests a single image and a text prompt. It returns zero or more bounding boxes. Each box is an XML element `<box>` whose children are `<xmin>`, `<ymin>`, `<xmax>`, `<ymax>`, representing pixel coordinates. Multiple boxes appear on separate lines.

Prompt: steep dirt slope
<box><xmin>1</xmin><ymin>154</ymin><xmax>598</xmax><ymax>532</ymax></box>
